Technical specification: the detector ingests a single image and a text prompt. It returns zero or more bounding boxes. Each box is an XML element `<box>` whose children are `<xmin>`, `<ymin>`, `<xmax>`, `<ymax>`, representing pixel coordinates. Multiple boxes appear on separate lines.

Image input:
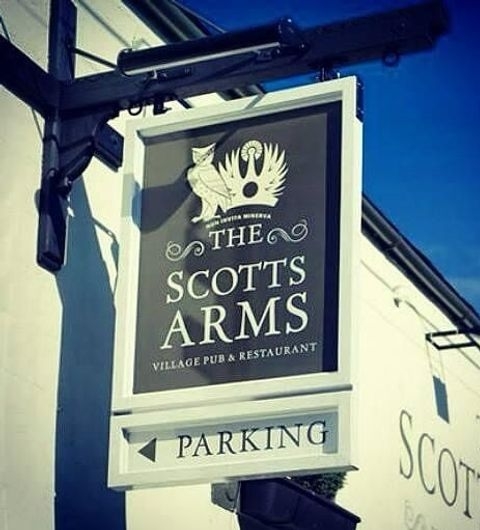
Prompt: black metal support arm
<box><xmin>0</xmin><ymin>0</ymin><xmax>448</xmax><ymax>272</ymax></box>
<box><xmin>61</xmin><ymin>0</ymin><xmax>449</xmax><ymax>114</ymax></box>
<box><xmin>0</xmin><ymin>34</ymin><xmax>60</xmax><ymax>116</ymax></box>
<box><xmin>426</xmin><ymin>329</ymin><xmax>480</xmax><ymax>351</ymax></box>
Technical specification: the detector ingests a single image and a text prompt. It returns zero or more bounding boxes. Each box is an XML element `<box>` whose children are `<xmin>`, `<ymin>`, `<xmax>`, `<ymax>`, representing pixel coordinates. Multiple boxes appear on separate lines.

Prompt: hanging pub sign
<box><xmin>109</xmin><ymin>77</ymin><xmax>362</xmax><ymax>489</ymax></box>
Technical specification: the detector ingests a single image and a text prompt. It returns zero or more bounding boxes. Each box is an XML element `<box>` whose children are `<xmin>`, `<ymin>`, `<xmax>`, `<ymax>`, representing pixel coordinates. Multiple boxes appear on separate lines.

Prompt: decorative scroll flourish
<box><xmin>165</xmin><ymin>240</ymin><xmax>205</xmax><ymax>262</ymax></box>
<box><xmin>267</xmin><ymin>218</ymin><xmax>309</xmax><ymax>245</ymax></box>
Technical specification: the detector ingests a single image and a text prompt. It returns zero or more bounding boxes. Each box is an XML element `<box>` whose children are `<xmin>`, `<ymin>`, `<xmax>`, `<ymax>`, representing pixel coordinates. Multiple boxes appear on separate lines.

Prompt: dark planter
<box><xmin>237</xmin><ymin>478</ymin><xmax>360</xmax><ymax>530</ymax></box>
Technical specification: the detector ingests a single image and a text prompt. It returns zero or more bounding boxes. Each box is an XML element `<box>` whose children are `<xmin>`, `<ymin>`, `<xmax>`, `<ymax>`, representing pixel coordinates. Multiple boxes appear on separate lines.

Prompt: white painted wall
<box><xmin>337</xmin><ymin>238</ymin><xmax>480</xmax><ymax>530</ymax></box>
<box><xmin>1</xmin><ymin>2</ymin><xmax>479</xmax><ymax>530</ymax></box>
<box><xmin>0</xmin><ymin>4</ymin><xmax>58</xmax><ymax>527</ymax></box>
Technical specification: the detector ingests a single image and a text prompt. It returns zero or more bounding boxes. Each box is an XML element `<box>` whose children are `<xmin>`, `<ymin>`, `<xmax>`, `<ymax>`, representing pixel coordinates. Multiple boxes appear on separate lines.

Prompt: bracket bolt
<box><xmin>57</xmin><ymin>177</ymin><xmax>73</xmax><ymax>197</ymax></box>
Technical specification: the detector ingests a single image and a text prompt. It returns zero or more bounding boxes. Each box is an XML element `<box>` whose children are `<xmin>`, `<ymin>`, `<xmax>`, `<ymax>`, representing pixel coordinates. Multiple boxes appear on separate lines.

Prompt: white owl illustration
<box><xmin>187</xmin><ymin>143</ymin><xmax>231</xmax><ymax>223</ymax></box>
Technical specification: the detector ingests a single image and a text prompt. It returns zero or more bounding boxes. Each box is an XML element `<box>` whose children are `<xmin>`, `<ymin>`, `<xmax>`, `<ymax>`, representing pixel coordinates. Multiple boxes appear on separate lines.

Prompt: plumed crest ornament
<box><xmin>218</xmin><ymin>140</ymin><xmax>288</xmax><ymax>209</ymax></box>
<box><xmin>187</xmin><ymin>140</ymin><xmax>288</xmax><ymax>223</ymax></box>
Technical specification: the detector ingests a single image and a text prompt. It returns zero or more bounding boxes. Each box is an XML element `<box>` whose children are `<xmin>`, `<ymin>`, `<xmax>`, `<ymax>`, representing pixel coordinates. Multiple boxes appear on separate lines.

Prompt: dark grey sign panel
<box><xmin>133</xmin><ymin>102</ymin><xmax>343</xmax><ymax>394</ymax></box>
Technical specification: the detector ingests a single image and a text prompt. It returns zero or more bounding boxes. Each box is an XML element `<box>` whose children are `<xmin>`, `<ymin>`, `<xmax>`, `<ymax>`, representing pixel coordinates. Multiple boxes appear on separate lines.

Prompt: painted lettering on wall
<box><xmin>399</xmin><ymin>409</ymin><xmax>480</xmax><ymax>522</ymax></box>
<box><xmin>404</xmin><ymin>500</ymin><xmax>439</xmax><ymax>530</ymax></box>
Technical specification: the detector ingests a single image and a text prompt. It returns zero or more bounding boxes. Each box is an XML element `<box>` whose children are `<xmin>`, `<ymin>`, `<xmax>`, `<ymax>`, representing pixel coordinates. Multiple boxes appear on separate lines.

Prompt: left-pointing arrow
<box><xmin>138</xmin><ymin>438</ymin><xmax>157</xmax><ymax>462</ymax></box>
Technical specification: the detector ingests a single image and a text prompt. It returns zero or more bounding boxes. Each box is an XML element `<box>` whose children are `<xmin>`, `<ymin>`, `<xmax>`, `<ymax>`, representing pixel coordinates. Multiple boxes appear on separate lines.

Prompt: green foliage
<box><xmin>291</xmin><ymin>472</ymin><xmax>346</xmax><ymax>500</ymax></box>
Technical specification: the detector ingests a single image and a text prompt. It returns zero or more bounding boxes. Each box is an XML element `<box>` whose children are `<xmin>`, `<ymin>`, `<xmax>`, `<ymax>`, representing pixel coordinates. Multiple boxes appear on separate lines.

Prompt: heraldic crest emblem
<box><xmin>187</xmin><ymin>140</ymin><xmax>288</xmax><ymax>223</ymax></box>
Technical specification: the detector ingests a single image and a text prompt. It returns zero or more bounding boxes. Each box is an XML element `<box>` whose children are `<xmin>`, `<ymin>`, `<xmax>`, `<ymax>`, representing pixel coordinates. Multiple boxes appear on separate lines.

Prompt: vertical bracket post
<box><xmin>37</xmin><ymin>0</ymin><xmax>77</xmax><ymax>271</ymax></box>
<box><xmin>36</xmin><ymin>0</ymin><xmax>122</xmax><ymax>271</ymax></box>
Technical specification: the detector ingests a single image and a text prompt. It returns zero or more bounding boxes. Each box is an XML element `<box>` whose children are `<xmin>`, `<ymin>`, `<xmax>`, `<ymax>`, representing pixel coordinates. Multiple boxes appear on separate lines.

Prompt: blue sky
<box><xmin>178</xmin><ymin>0</ymin><xmax>480</xmax><ymax>313</ymax></box>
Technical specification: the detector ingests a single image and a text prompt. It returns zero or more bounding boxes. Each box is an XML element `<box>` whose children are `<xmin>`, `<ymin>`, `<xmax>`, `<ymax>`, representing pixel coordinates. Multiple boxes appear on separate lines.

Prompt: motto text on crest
<box><xmin>187</xmin><ymin>140</ymin><xmax>288</xmax><ymax>223</ymax></box>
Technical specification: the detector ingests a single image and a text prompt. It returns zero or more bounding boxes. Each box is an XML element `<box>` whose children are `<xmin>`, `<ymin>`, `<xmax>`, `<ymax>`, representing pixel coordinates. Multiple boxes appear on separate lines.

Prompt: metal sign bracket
<box><xmin>0</xmin><ymin>0</ymin><xmax>448</xmax><ymax>272</ymax></box>
<box><xmin>426</xmin><ymin>329</ymin><xmax>480</xmax><ymax>351</ymax></box>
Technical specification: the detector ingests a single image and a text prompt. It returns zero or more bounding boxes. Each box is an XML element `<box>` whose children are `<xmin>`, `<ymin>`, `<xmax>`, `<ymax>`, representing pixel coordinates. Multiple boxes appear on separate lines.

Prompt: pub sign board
<box><xmin>111</xmin><ymin>77</ymin><xmax>362</xmax><ymax>414</ymax></box>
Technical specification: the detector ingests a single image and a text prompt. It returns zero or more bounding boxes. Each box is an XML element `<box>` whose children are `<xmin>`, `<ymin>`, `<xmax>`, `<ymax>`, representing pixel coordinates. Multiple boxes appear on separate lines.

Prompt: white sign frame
<box><xmin>109</xmin><ymin>392</ymin><xmax>354</xmax><ymax>489</ymax></box>
<box><xmin>111</xmin><ymin>76</ymin><xmax>362</xmax><ymax>415</ymax></box>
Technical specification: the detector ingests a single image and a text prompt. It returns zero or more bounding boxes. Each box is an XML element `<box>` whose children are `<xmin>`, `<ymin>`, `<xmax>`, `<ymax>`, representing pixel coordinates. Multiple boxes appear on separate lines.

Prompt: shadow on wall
<box><xmin>54</xmin><ymin>181</ymin><xmax>125</xmax><ymax>530</ymax></box>
<box><xmin>432</xmin><ymin>375</ymin><xmax>449</xmax><ymax>423</ymax></box>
